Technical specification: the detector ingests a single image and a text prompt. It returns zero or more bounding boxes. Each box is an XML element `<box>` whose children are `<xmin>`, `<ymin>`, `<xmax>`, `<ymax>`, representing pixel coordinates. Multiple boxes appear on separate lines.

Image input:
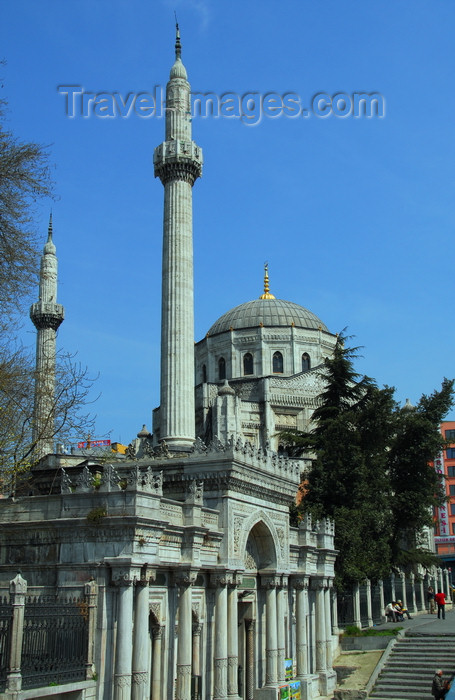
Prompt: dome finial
<box><xmin>259</xmin><ymin>262</ymin><xmax>276</xmax><ymax>300</ymax></box>
<box><xmin>174</xmin><ymin>13</ymin><xmax>182</xmax><ymax>60</ymax></box>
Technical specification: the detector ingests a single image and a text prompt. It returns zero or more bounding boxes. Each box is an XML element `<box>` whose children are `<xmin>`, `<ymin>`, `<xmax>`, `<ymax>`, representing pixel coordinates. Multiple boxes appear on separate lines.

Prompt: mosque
<box><xmin>0</xmin><ymin>27</ymin><xmax>339</xmax><ymax>700</ymax></box>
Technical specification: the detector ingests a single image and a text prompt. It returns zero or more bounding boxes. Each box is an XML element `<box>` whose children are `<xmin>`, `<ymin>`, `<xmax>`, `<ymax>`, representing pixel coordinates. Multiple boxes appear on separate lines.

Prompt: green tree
<box><xmin>283</xmin><ymin>335</ymin><xmax>454</xmax><ymax>590</ymax></box>
<box><xmin>388</xmin><ymin>378</ymin><xmax>454</xmax><ymax>564</ymax></box>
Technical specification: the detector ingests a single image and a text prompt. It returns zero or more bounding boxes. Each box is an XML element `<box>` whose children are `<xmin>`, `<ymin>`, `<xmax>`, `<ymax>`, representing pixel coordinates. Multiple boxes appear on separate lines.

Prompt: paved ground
<box><xmin>333</xmin><ymin>605</ymin><xmax>455</xmax><ymax>693</ymax></box>
<box><xmin>374</xmin><ymin>604</ymin><xmax>455</xmax><ymax>636</ymax></box>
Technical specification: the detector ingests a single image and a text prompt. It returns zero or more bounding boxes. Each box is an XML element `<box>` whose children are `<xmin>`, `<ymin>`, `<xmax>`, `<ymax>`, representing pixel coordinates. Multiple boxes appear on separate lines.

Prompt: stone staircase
<box><xmin>369</xmin><ymin>635</ymin><xmax>455</xmax><ymax>700</ymax></box>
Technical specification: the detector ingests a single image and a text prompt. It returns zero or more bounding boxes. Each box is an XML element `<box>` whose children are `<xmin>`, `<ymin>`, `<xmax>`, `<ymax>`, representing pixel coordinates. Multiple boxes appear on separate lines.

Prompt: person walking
<box><xmin>435</xmin><ymin>590</ymin><xmax>447</xmax><ymax>620</ymax></box>
<box><xmin>428</xmin><ymin>586</ymin><xmax>436</xmax><ymax>614</ymax></box>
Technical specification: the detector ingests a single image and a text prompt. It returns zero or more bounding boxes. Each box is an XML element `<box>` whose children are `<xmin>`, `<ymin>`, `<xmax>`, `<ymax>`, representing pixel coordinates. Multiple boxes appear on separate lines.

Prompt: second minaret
<box><xmin>154</xmin><ymin>26</ymin><xmax>203</xmax><ymax>449</ymax></box>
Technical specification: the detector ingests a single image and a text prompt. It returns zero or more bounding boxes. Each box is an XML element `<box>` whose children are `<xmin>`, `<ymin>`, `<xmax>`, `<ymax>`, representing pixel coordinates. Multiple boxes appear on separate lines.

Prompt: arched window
<box><xmin>273</xmin><ymin>351</ymin><xmax>283</xmax><ymax>374</ymax></box>
<box><xmin>218</xmin><ymin>357</ymin><xmax>226</xmax><ymax>381</ymax></box>
<box><xmin>302</xmin><ymin>353</ymin><xmax>311</xmax><ymax>371</ymax></box>
<box><xmin>243</xmin><ymin>352</ymin><xmax>254</xmax><ymax>375</ymax></box>
<box><xmin>202</xmin><ymin>364</ymin><xmax>207</xmax><ymax>383</ymax></box>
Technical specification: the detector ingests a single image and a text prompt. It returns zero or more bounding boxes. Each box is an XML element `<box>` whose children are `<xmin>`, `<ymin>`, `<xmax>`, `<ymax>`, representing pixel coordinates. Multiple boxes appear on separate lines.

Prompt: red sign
<box><xmin>77</xmin><ymin>439</ymin><xmax>111</xmax><ymax>449</ymax></box>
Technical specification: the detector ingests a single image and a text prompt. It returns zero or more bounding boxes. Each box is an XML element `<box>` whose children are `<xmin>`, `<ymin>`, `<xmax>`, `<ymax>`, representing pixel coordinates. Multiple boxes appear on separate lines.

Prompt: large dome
<box><xmin>207</xmin><ymin>298</ymin><xmax>329</xmax><ymax>336</ymax></box>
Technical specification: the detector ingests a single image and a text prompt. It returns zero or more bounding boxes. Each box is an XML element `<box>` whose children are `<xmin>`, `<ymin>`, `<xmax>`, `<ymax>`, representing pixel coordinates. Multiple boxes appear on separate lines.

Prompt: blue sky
<box><xmin>2</xmin><ymin>0</ymin><xmax>455</xmax><ymax>444</ymax></box>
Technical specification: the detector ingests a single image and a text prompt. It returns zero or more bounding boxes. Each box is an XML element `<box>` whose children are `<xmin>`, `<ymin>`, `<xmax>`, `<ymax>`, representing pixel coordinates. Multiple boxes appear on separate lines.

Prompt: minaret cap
<box><xmin>170</xmin><ymin>20</ymin><xmax>188</xmax><ymax>79</ymax></box>
<box><xmin>43</xmin><ymin>213</ymin><xmax>56</xmax><ymax>255</ymax></box>
<box><xmin>259</xmin><ymin>263</ymin><xmax>276</xmax><ymax>300</ymax></box>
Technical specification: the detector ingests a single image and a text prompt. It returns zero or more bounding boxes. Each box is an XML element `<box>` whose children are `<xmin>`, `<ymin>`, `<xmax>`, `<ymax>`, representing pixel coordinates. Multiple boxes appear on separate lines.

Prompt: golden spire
<box><xmin>259</xmin><ymin>262</ymin><xmax>275</xmax><ymax>300</ymax></box>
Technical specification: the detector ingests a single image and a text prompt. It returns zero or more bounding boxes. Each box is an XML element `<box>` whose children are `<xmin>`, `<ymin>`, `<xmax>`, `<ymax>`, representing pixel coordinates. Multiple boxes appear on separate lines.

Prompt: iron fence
<box><xmin>21</xmin><ymin>595</ymin><xmax>88</xmax><ymax>689</ymax></box>
<box><xmin>0</xmin><ymin>596</ymin><xmax>12</xmax><ymax>692</ymax></box>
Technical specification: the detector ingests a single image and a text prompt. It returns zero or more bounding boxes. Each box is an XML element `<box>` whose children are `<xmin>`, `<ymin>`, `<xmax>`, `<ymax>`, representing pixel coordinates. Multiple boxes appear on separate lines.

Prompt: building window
<box><xmin>302</xmin><ymin>353</ymin><xmax>311</xmax><ymax>371</ymax></box>
<box><xmin>218</xmin><ymin>357</ymin><xmax>226</xmax><ymax>381</ymax></box>
<box><xmin>202</xmin><ymin>364</ymin><xmax>207</xmax><ymax>383</ymax></box>
<box><xmin>451</xmin><ymin>504</ymin><xmax>455</xmax><ymax>516</ymax></box>
<box><xmin>452</xmin><ymin>523</ymin><xmax>455</xmax><ymax>535</ymax></box>
<box><xmin>273</xmin><ymin>351</ymin><xmax>283</xmax><ymax>373</ymax></box>
<box><xmin>243</xmin><ymin>353</ymin><xmax>254</xmax><ymax>375</ymax></box>
<box><xmin>450</xmin><ymin>485</ymin><xmax>455</xmax><ymax>496</ymax></box>
<box><xmin>446</xmin><ymin>429</ymin><xmax>455</xmax><ymax>442</ymax></box>
<box><xmin>448</xmin><ymin>466</ymin><xmax>455</xmax><ymax>477</ymax></box>
<box><xmin>447</xmin><ymin>448</ymin><xmax>455</xmax><ymax>459</ymax></box>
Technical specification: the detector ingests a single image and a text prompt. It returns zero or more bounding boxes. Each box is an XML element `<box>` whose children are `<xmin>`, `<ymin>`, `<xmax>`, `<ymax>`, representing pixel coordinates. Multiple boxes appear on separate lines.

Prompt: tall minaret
<box><xmin>30</xmin><ymin>215</ymin><xmax>65</xmax><ymax>459</ymax></box>
<box><xmin>154</xmin><ymin>25</ymin><xmax>203</xmax><ymax>450</ymax></box>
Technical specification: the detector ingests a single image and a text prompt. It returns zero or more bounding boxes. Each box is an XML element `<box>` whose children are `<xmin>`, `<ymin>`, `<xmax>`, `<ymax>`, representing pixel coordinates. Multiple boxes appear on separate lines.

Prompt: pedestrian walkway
<box><xmin>368</xmin><ymin>607</ymin><xmax>455</xmax><ymax>700</ymax></box>
<box><xmin>375</xmin><ymin>604</ymin><xmax>455</xmax><ymax>636</ymax></box>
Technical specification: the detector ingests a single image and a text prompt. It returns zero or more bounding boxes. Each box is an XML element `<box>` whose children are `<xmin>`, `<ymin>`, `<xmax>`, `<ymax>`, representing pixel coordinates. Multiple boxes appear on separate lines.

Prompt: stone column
<box><xmin>352</xmin><ymin>582</ymin><xmax>361</xmax><ymax>629</ymax></box>
<box><xmin>262</xmin><ymin>576</ymin><xmax>278</xmax><ymax>686</ymax></box>
<box><xmin>293</xmin><ymin>577</ymin><xmax>309</xmax><ymax>678</ymax></box>
<box><xmin>6</xmin><ymin>572</ymin><xmax>27</xmax><ymax>693</ymax></box>
<box><xmin>331</xmin><ymin>586</ymin><xmax>339</xmax><ymax>636</ymax></box>
<box><xmin>366</xmin><ymin>579</ymin><xmax>373</xmax><ymax>628</ymax></box>
<box><xmin>324</xmin><ymin>582</ymin><xmax>333</xmax><ymax>668</ymax></box>
<box><xmin>113</xmin><ymin>571</ymin><xmax>136</xmax><ymax>700</ymax></box>
<box><xmin>276</xmin><ymin>579</ymin><xmax>287</xmax><ymax>684</ymax></box>
<box><xmin>175</xmin><ymin>573</ymin><xmax>195</xmax><ymax>700</ymax></box>
<box><xmin>390</xmin><ymin>573</ymin><xmax>396</xmax><ymax>602</ymax></box>
<box><xmin>409</xmin><ymin>573</ymin><xmax>417</xmax><ymax>613</ymax></box>
<box><xmin>192</xmin><ymin>622</ymin><xmax>202</xmax><ymax>680</ymax></box>
<box><xmin>378</xmin><ymin>580</ymin><xmax>385</xmax><ymax>622</ymax></box>
<box><xmin>132</xmin><ymin>573</ymin><xmax>153</xmax><ymax>699</ymax></box>
<box><xmin>444</xmin><ymin>570</ymin><xmax>450</xmax><ymax>599</ymax></box>
<box><xmin>151</xmin><ymin>626</ymin><xmax>163</xmax><ymax>700</ymax></box>
<box><xmin>419</xmin><ymin>578</ymin><xmax>426</xmax><ymax>612</ymax></box>
<box><xmin>245</xmin><ymin>620</ymin><xmax>255</xmax><ymax>700</ymax></box>
<box><xmin>399</xmin><ymin>572</ymin><xmax>407</xmax><ymax>608</ymax></box>
<box><xmin>308</xmin><ymin>586</ymin><xmax>316</xmax><ymax>675</ymax></box>
<box><xmin>314</xmin><ymin>580</ymin><xmax>327</xmax><ymax>672</ymax></box>
<box><xmin>212</xmin><ymin>573</ymin><xmax>228</xmax><ymax>700</ymax></box>
<box><xmin>84</xmin><ymin>579</ymin><xmax>97</xmax><ymax>680</ymax></box>
<box><xmin>227</xmin><ymin>576</ymin><xmax>240</xmax><ymax>698</ymax></box>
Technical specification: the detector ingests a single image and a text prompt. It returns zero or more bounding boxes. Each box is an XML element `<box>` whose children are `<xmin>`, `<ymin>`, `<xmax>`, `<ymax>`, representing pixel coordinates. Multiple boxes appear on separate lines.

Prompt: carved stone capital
<box><xmin>292</xmin><ymin>576</ymin><xmax>309</xmax><ymax>591</ymax></box>
<box><xmin>261</xmin><ymin>575</ymin><xmax>280</xmax><ymax>590</ymax></box>
<box><xmin>152</xmin><ymin>625</ymin><xmax>163</xmax><ymax>640</ymax></box>
<box><xmin>245</xmin><ymin>619</ymin><xmax>255</xmax><ymax>633</ymax></box>
<box><xmin>192</xmin><ymin>622</ymin><xmax>203</xmax><ymax>636</ymax></box>
<box><xmin>210</xmin><ymin>571</ymin><xmax>228</xmax><ymax>588</ymax></box>
<box><xmin>310</xmin><ymin>577</ymin><xmax>326</xmax><ymax>591</ymax></box>
<box><xmin>173</xmin><ymin>569</ymin><xmax>197</xmax><ymax>587</ymax></box>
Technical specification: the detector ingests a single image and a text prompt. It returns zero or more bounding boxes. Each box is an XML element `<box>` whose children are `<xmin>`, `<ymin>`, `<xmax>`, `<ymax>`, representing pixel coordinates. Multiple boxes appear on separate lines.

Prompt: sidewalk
<box><xmin>373</xmin><ymin>605</ymin><xmax>455</xmax><ymax>636</ymax></box>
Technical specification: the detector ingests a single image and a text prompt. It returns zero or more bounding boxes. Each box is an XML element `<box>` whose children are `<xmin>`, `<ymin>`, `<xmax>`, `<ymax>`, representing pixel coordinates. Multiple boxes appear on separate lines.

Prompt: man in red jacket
<box><xmin>435</xmin><ymin>590</ymin><xmax>447</xmax><ymax>620</ymax></box>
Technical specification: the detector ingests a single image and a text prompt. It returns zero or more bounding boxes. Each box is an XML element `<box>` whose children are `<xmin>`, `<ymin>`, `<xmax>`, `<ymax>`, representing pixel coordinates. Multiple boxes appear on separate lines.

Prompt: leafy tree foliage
<box><xmin>0</xmin><ymin>347</ymin><xmax>96</xmax><ymax>495</ymax></box>
<box><xmin>284</xmin><ymin>334</ymin><xmax>454</xmax><ymax>590</ymax></box>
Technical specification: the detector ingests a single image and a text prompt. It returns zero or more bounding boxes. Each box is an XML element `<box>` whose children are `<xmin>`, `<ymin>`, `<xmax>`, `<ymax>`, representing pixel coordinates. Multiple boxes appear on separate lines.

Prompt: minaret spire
<box><xmin>174</xmin><ymin>15</ymin><xmax>182</xmax><ymax>59</ymax></box>
<box><xmin>154</xmin><ymin>28</ymin><xmax>203</xmax><ymax>449</ymax></box>
<box><xmin>30</xmin><ymin>216</ymin><xmax>65</xmax><ymax>459</ymax></box>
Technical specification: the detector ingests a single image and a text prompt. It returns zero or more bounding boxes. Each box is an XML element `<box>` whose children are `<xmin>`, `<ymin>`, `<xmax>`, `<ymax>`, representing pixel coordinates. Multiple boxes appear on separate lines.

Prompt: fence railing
<box><xmin>0</xmin><ymin>574</ymin><xmax>97</xmax><ymax>693</ymax></box>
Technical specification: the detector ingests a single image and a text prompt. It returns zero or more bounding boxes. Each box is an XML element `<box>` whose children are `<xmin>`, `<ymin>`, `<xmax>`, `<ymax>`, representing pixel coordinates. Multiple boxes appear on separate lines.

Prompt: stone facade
<box><xmin>0</xmin><ymin>443</ymin><xmax>337</xmax><ymax>700</ymax></box>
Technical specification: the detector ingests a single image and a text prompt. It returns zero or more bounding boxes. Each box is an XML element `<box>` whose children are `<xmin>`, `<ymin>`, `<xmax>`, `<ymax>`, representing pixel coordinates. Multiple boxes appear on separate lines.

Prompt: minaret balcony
<box><xmin>154</xmin><ymin>140</ymin><xmax>203</xmax><ymax>169</ymax></box>
<box><xmin>30</xmin><ymin>302</ymin><xmax>65</xmax><ymax>330</ymax></box>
